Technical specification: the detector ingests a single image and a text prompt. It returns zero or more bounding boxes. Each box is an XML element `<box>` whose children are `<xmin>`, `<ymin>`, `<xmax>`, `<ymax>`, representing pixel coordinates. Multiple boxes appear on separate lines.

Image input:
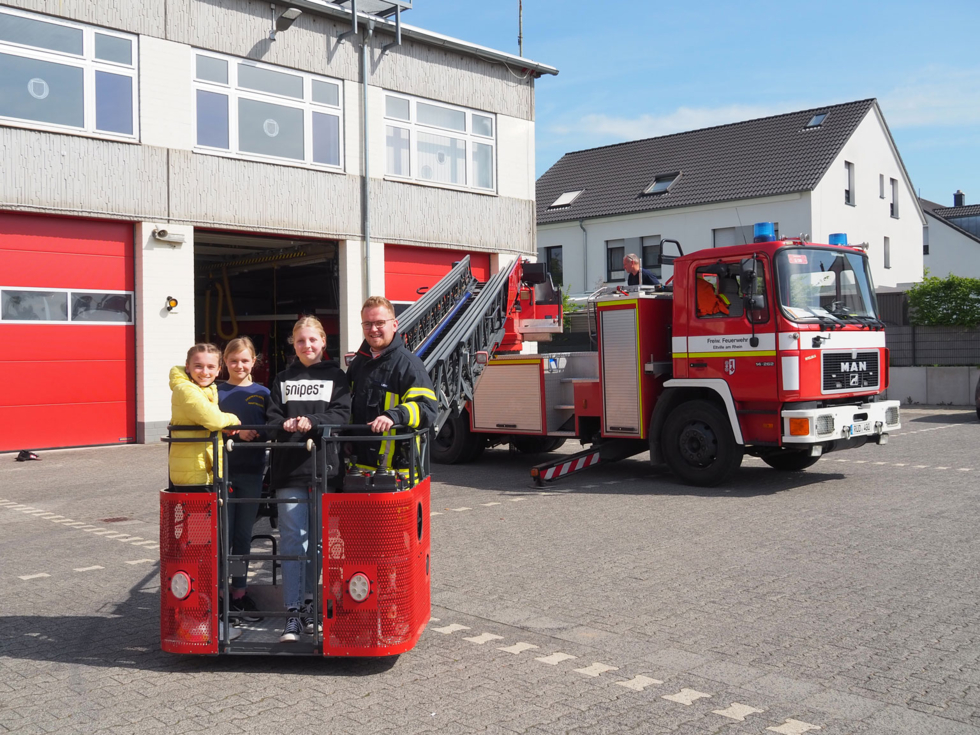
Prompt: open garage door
<box><xmin>0</xmin><ymin>212</ymin><xmax>135</xmax><ymax>452</ymax></box>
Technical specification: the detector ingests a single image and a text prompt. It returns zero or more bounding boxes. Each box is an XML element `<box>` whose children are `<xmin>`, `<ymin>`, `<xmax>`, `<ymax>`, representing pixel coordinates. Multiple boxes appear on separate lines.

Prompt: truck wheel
<box><xmin>432</xmin><ymin>410</ymin><xmax>484</xmax><ymax>464</ymax></box>
<box><xmin>512</xmin><ymin>437</ymin><xmax>566</xmax><ymax>454</ymax></box>
<box><xmin>761</xmin><ymin>449</ymin><xmax>821</xmax><ymax>472</ymax></box>
<box><xmin>661</xmin><ymin>400</ymin><xmax>743</xmax><ymax>486</ymax></box>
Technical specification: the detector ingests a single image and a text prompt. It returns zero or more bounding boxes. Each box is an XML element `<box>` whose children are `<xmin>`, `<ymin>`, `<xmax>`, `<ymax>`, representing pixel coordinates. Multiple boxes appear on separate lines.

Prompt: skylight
<box><xmin>642</xmin><ymin>173</ymin><xmax>679</xmax><ymax>196</ymax></box>
<box><xmin>805</xmin><ymin>113</ymin><xmax>827</xmax><ymax>128</ymax></box>
<box><xmin>549</xmin><ymin>190</ymin><xmax>583</xmax><ymax>208</ymax></box>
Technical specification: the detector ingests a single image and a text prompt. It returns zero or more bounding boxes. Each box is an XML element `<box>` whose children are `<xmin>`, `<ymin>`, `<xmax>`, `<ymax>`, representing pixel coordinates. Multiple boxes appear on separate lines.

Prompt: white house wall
<box><xmin>923</xmin><ymin>213</ymin><xmax>980</xmax><ymax>280</ymax></box>
<box><xmin>810</xmin><ymin>108</ymin><xmax>924</xmax><ymax>288</ymax></box>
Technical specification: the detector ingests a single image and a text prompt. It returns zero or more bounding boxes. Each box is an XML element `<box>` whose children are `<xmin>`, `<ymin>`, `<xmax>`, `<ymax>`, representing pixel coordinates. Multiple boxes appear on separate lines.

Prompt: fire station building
<box><xmin>0</xmin><ymin>0</ymin><xmax>555</xmax><ymax>452</ymax></box>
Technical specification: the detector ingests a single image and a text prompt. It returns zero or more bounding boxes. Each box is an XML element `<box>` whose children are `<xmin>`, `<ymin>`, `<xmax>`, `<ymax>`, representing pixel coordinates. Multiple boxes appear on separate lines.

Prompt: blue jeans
<box><xmin>276</xmin><ymin>486</ymin><xmax>317</xmax><ymax>610</ymax></box>
<box><xmin>227</xmin><ymin>473</ymin><xmax>264</xmax><ymax>591</ymax></box>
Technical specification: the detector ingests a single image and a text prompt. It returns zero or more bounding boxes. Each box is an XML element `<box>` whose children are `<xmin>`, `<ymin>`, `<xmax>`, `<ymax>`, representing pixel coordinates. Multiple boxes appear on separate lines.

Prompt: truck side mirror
<box><xmin>740</xmin><ymin>257</ymin><xmax>759</xmax><ymax>294</ymax></box>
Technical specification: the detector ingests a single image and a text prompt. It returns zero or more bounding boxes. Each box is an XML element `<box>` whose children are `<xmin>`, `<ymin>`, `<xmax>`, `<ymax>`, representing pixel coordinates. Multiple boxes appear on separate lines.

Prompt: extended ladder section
<box><xmin>396</xmin><ymin>256</ymin><xmax>561</xmax><ymax>431</ymax></box>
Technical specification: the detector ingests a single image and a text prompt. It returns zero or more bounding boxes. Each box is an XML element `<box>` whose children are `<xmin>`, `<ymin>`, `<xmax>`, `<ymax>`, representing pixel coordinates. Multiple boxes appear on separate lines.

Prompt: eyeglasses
<box><xmin>361</xmin><ymin>319</ymin><xmax>395</xmax><ymax>330</ymax></box>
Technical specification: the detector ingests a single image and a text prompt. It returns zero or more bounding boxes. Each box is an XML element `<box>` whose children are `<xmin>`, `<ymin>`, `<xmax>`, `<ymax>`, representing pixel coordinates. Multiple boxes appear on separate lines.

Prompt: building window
<box><xmin>1</xmin><ymin>287</ymin><xmax>133</xmax><ymax>323</ymax></box>
<box><xmin>712</xmin><ymin>224</ymin><xmax>779</xmax><ymax>248</ymax></box>
<box><xmin>844</xmin><ymin>161</ymin><xmax>855</xmax><ymax>205</ymax></box>
<box><xmin>0</xmin><ymin>7</ymin><xmax>138</xmax><ymax>140</ymax></box>
<box><xmin>642</xmin><ymin>172</ymin><xmax>679</xmax><ymax>195</ymax></box>
<box><xmin>545</xmin><ymin>246</ymin><xmax>563</xmax><ymax>288</ymax></box>
<box><xmin>890</xmin><ymin>178</ymin><xmax>899</xmax><ymax>218</ymax></box>
<box><xmin>384</xmin><ymin>92</ymin><xmax>495</xmax><ymax>192</ymax></box>
<box><xmin>641</xmin><ymin>235</ymin><xmax>662</xmax><ymax>278</ymax></box>
<box><xmin>884</xmin><ymin>236</ymin><xmax>891</xmax><ymax>269</ymax></box>
<box><xmin>879</xmin><ymin>174</ymin><xmax>885</xmax><ymax>199</ymax></box>
<box><xmin>805</xmin><ymin>113</ymin><xmax>827</xmax><ymax>128</ymax></box>
<box><xmin>549</xmin><ymin>190</ymin><xmax>582</xmax><ymax>208</ymax></box>
<box><xmin>606</xmin><ymin>239</ymin><xmax>625</xmax><ymax>282</ymax></box>
<box><xmin>923</xmin><ymin>226</ymin><xmax>929</xmax><ymax>255</ymax></box>
<box><xmin>193</xmin><ymin>51</ymin><xmax>343</xmax><ymax>169</ymax></box>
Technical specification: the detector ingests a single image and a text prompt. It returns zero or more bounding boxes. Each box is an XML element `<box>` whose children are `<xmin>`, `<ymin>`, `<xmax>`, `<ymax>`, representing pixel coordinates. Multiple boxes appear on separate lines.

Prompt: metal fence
<box><xmin>887</xmin><ymin>325</ymin><xmax>980</xmax><ymax>366</ymax></box>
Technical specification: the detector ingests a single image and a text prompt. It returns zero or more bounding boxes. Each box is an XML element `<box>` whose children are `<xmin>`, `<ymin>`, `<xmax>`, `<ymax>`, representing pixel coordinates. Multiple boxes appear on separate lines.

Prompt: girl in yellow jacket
<box><xmin>169</xmin><ymin>343</ymin><xmax>241</xmax><ymax>486</ymax></box>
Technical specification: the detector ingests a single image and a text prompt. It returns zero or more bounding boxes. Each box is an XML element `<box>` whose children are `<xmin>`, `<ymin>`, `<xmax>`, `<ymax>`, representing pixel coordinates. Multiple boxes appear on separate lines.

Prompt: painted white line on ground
<box><xmin>616</xmin><ymin>675</ymin><xmax>663</xmax><ymax>691</ymax></box>
<box><xmin>767</xmin><ymin>720</ymin><xmax>821</xmax><ymax>734</ymax></box>
<box><xmin>573</xmin><ymin>662</ymin><xmax>618</xmax><ymax>677</ymax></box>
<box><xmin>103</xmin><ymin>533</ymin><xmax>130</xmax><ymax>539</ymax></box>
<box><xmin>429</xmin><ymin>617</ymin><xmax>440</xmax><ymax>623</ymax></box>
<box><xmin>74</xmin><ymin>566</ymin><xmax>104</xmax><ymax>572</ymax></box>
<box><xmin>874</xmin><ymin>462</ymin><xmax>887</xmax><ymax>465</ymax></box>
<box><xmin>481</xmin><ymin>502</ymin><xmax>501</xmax><ymax>507</ymax></box>
<box><xmin>852</xmin><ymin>460</ymin><xmax>867</xmax><ymax>464</ymax></box>
<box><xmin>18</xmin><ymin>573</ymin><xmax>50</xmax><ymax>581</ymax></box>
<box><xmin>46</xmin><ymin>516</ymin><xmax>66</xmax><ymax>521</ymax></box>
<box><xmin>463</xmin><ymin>633</ymin><xmax>504</xmax><ymax>645</ymax></box>
<box><xmin>894</xmin><ymin>464</ymin><xmax>906</xmax><ymax>467</ymax></box>
<box><xmin>662</xmin><ymin>688</ymin><xmax>711</xmax><ymax>705</ymax></box>
<box><xmin>114</xmin><ymin>536</ymin><xmax>142</xmax><ymax>542</ymax></box>
<box><xmin>935</xmin><ymin>466</ymin><xmax>949</xmax><ymax>470</ymax></box>
<box><xmin>125</xmin><ymin>559</ymin><xmax>156</xmax><ymax>565</ymax></box>
<box><xmin>914</xmin><ymin>465</ymin><xmax>928</xmax><ymax>468</ymax></box>
<box><xmin>450</xmin><ymin>507</ymin><xmax>472</xmax><ymax>512</ymax></box>
<box><xmin>959</xmin><ymin>468</ymin><xmax>972</xmax><ymax>471</ymax></box>
<box><xmin>23</xmin><ymin>509</ymin><xmax>48</xmax><ymax>515</ymax></box>
<box><xmin>131</xmin><ymin>540</ymin><xmax>158</xmax><ymax>546</ymax></box>
<box><xmin>36</xmin><ymin>513</ymin><xmax>58</xmax><ymax>518</ymax></box>
<box><xmin>430</xmin><ymin>511</ymin><xmax>443</xmax><ymax>516</ymax></box>
<box><xmin>90</xmin><ymin>529</ymin><xmax>114</xmax><ymax>535</ymax></box>
<box><xmin>714</xmin><ymin>703</ymin><xmax>765</xmax><ymax>721</ymax></box>
<box><xmin>431</xmin><ymin>624</ymin><xmax>470</xmax><ymax>634</ymax></box>
<box><xmin>535</xmin><ymin>652</ymin><xmax>577</xmax><ymax>665</ymax></box>
<box><xmin>498</xmin><ymin>642</ymin><xmax>539</xmax><ymax>655</ymax></box>
<box><xmin>508</xmin><ymin>498</ymin><xmax>525</xmax><ymax>502</ymax></box>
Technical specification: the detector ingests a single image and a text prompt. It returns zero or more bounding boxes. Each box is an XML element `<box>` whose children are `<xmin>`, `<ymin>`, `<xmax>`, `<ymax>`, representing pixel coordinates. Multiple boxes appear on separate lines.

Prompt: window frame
<box><xmin>844</xmin><ymin>160</ymin><xmax>855</xmax><ymax>206</ymax></box>
<box><xmin>0</xmin><ymin>286</ymin><xmax>134</xmax><ymax>325</ymax></box>
<box><xmin>0</xmin><ymin>6</ymin><xmax>139</xmax><ymax>142</ymax></box>
<box><xmin>642</xmin><ymin>172</ymin><xmax>679</xmax><ymax>196</ymax></box>
<box><xmin>641</xmin><ymin>235</ymin><xmax>662</xmax><ymax>278</ymax></box>
<box><xmin>890</xmin><ymin>178</ymin><xmax>899</xmax><ymax>218</ymax></box>
<box><xmin>884</xmin><ymin>236</ymin><xmax>891</xmax><ymax>269</ymax></box>
<box><xmin>606</xmin><ymin>240</ymin><xmax>626</xmax><ymax>282</ymax></box>
<box><xmin>383</xmin><ymin>91</ymin><xmax>497</xmax><ymax>194</ymax></box>
<box><xmin>192</xmin><ymin>50</ymin><xmax>345</xmax><ymax>172</ymax></box>
<box><xmin>544</xmin><ymin>245</ymin><xmax>563</xmax><ymax>288</ymax></box>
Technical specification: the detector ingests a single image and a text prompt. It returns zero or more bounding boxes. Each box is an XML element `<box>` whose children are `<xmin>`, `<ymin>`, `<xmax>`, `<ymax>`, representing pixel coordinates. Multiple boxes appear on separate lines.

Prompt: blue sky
<box><xmin>406</xmin><ymin>0</ymin><xmax>980</xmax><ymax>207</ymax></box>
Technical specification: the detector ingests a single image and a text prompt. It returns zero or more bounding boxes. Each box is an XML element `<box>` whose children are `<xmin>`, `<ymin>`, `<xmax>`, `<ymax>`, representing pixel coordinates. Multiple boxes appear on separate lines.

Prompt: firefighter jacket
<box><xmin>266</xmin><ymin>359</ymin><xmax>351</xmax><ymax>489</ymax></box>
<box><xmin>346</xmin><ymin>336</ymin><xmax>438</xmax><ymax>471</ymax></box>
<box><xmin>168</xmin><ymin>366</ymin><xmax>240</xmax><ymax>486</ymax></box>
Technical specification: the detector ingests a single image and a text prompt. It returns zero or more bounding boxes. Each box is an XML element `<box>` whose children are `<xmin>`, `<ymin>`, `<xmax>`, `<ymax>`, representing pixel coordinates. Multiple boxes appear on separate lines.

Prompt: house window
<box><xmin>805</xmin><ymin>113</ymin><xmax>827</xmax><ymax>128</ymax></box>
<box><xmin>642</xmin><ymin>173</ymin><xmax>679</xmax><ymax>195</ymax></box>
<box><xmin>641</xmin><ymin>235</ymin><xmax>662</xmax><ymax>278</ymax></box>
<box><xmin>545</xmin><ymin>246</ymin><xmax>563</xmax><ymax>288</ymax></box>
<box><xmin>1</xmin><ymin>287</ymin><xmax>133</xmax><ymax>323</ymax></box>
<box><xmin>884</xmin><ymin>236</ymin><xmax>891</xmax><ymax>268</ymax></box>
<box><xmin>549</xmin><ymin>190</ymin><xmax>583</xmax><ymax>208</ymax></box>
<box><xmin>890</xmin><ymin>178</ymin><xmax>899</xmax><ymax>218</ymax></box>
<box><xmin>606</xmin><ymin>239</ymin><xmax>625</xmax><ymax>282</ymax></box>
<box><xmin>879</xmin><ymin>174</ymin><xmax>885</xmax><ymax>199</ymax></box>
<box><xmin>384</xmin><ymin>92</ymin><xmax>495</xmax><ymax>192</ymax></box>
<box><xmin>923</xmin><ymin>226</ymin><xmax>929</xmax><ymax>255</ymax></box>
<box><xmin>844</xmin><ymin>161</ymin><xmax>855</xmax><ymax>205</ymax></box>
<box><xmin>193</xmin><ymin>51</ymin><xmax>343</xmax><ymax>169</ymax></box>
<box><xmin>0</xmin><ymin>7</ymin><xmax>138</xmax><ymax>140</ymax></box>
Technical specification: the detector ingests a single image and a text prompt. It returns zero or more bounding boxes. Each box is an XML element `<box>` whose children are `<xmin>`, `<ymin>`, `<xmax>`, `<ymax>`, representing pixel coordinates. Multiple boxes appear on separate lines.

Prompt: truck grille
<box><xmin>822</xmin><ymin>351</ymin><xmax>879</xmax><ymax>392</ymax></box>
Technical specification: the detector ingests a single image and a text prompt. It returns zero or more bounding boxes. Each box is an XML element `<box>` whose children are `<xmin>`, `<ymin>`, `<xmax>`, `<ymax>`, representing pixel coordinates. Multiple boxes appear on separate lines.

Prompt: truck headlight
<box><xmin>816</xmin><ymin>415</ymin><xmax>835</xmax><ymax>435</ymax></box>
<box><xmin>885</xmin><ymin>406</ymin><xmax>900</xmax><ymax>426</ymax></box>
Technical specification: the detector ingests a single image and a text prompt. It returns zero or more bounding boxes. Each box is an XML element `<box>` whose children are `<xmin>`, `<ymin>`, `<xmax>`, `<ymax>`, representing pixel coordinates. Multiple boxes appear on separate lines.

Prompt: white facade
<box><xmin>539</xmin><ymin>106</ymin><xmax>924</xmax><ymax>296</ymax></box>
<box><xmin>922</xmin><ymin>212</ymin><xmax>980</xmax><ymax>279</ymax></box>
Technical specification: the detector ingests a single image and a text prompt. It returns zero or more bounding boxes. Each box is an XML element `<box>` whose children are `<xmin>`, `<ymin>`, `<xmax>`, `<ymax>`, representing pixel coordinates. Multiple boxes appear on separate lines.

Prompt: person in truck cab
<box><xmin>624</xmin><ymin>253</ymin><xmax>661</xmax><ymax>286</ymax></box>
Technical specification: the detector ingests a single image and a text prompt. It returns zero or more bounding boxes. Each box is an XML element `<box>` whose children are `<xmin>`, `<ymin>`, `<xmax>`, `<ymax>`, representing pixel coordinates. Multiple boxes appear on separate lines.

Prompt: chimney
<box><xmin>954</xmin><ymin>190</ymin><xmax>965</xmax><ymax>207</ymax></box>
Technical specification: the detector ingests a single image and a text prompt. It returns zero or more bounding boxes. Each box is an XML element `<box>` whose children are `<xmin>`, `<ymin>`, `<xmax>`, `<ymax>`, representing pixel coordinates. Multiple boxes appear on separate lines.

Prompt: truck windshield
<box><xmin>775</xmin><ymin>248</ymin><xmax>879</xmax><ymax>324</ymax></box>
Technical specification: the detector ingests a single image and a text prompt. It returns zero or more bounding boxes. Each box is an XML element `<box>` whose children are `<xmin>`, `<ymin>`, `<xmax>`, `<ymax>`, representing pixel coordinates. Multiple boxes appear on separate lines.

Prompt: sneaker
<box><xmin>218</xmin><ymin>622</ymin><xmax>242</xmax><ymax>642</ymax></box>
<box><xmin>300</xmin><ymin>601</ymin><xmax>317</xmax><ymax>635</ymax></box>
<box><xmin>229</xmin><ymin>595</ymin><xmax>263</xmax><ymax>623</ymax></box>
<box><xmin>280</xmin><ymin>611</ymin><xmax>302</xmax><ymax>642</ymax></box>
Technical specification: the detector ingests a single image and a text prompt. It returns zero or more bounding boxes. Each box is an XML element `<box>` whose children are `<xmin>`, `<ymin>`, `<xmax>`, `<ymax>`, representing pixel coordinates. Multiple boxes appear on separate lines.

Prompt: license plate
<box><xmin>850</xmin><ymin>421</ymin><xmax>872</xmax><ymax>436</ymax></box>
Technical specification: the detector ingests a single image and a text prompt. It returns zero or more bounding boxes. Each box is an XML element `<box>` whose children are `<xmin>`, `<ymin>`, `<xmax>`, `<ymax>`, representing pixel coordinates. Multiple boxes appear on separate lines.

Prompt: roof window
<box><xmin>549</xmin><ymin>190</ymin><xmax>583</xmax><ymax>208</ymax></box>
<box><xmin>642</xmin><ymin>172</ymin><xmax>679</xmax><ymax>196</ymax></box>
<box><xmin>805</xmin><ymin>113</ymin><xmax>827</xmax><ymax>128</ymax></box>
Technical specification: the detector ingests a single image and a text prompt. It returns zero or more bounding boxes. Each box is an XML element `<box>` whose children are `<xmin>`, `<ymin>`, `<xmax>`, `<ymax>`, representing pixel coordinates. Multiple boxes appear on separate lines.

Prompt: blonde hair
<box><xmin>292</xmin><ymin>316</ymin><xmax>327</xmax><ymax>341</ymax></box>
<box><xmin>361</xmin><ymin>295</ymin><xmax>395</xmax><ymax>317</ymax></box>
<box><xmin>223</xmin><ymin>336</ymin><xmax>258</xmax><ymax>363</ymax></box>
<box><xmin>186</xmin><ymin>342</ymin><xmax>222</xmax><ymax>363</ymax></box>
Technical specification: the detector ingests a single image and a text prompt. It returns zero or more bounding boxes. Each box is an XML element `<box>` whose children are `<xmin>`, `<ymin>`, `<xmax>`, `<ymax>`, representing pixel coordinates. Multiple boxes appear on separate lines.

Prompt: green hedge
<box><xmin>907</xmin><ymin>272</ymin><xmax>980</xmax><ymax>327</ymax></box>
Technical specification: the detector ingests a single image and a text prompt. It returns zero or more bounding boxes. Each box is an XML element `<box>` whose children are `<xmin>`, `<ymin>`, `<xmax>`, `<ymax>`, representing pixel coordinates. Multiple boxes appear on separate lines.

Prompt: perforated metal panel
<box><xmin>601</xmin><ymin>308</ymin><xmax>641</xmax><ymax>435</ymax></box>
<box><xmin>471</xmin><ymin>361</ymin><xmax>543</xmax><ymax>432</ymax></box>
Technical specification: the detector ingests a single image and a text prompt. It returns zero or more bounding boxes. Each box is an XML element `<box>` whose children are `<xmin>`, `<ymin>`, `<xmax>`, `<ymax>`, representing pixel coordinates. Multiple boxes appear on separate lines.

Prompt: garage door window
<box><xmin>1</xmin><ymin>288</ymin><xmax>133</xmax><ymax>323</ymax></box>
<box><xmin>0</xmin><ymin>7</ymin><xmax>137</xmax><ymax>140</ymax></box>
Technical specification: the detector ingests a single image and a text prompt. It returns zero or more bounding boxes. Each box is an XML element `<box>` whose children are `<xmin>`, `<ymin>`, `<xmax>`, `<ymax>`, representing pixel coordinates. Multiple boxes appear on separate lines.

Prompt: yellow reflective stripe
<box><xmin>719</xmin><ymin>294</ymin><xmax>731</xmax><ymax>306</ymax></box>
<box><xmin>403</xmin><ymin>387</ymin><xmax>436</xmax><ymax>400</ymax></box>
<box><xmin>382</xmin><ymin>392</ymin><xmax>398</xmax><ymax>468</ymax></box>
<box><xmin>405</xmin><ymin>401</ymin><xmax>420</xmax><ymax>428</ymax></box>
<box><xmin>674</xmin><ymin>351</ymin><xmax>777</xmax><ymax>359</ymax></box>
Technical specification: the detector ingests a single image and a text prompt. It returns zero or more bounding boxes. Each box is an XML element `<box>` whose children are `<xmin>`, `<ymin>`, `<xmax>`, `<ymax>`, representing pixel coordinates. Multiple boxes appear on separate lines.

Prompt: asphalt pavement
<box><xmin>1</xmin><ymin>407</ymin><xmax>979</xmax><ymax>734</ymax></box>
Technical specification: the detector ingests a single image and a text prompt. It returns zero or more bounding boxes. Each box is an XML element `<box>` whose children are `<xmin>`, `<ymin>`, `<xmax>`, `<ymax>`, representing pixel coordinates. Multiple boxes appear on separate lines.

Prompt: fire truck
<box><xmin>426</xmin><ymin>223</ymin><xmax>901</xmax><ymax>487</ymax></box>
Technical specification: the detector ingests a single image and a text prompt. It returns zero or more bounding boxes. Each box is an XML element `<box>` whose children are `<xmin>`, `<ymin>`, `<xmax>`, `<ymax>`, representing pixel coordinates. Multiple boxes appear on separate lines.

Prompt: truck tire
<box><xmin>761</xmin><ymin>449</ymin><xmax>821</xmax><ymax>472</ymax></box>
<box><xmin>511</xmin><ymin>437</ymin><xmax>566</xmax><ymax>454</ymax></box>
<box><xmin>432</xmin><ymin>410</ymin><xmax>484</xmax><ymax>464</ymax></box>
<box><xmin>661</xmin><ymin>400</ymin><xmax>743</xmax><ymax>487</ymax></box>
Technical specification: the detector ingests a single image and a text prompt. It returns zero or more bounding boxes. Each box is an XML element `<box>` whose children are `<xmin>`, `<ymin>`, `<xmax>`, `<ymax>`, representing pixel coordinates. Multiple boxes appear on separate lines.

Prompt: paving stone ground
<box><xmin>1</xmin><ymin>407</ymin><xmax>979</xmax><ymax>733</ymax></box>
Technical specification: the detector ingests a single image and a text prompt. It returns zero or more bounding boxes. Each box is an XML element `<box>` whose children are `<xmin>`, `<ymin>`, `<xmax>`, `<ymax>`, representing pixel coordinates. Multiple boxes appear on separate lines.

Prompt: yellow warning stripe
<box><xmin>673</xmin><ymin>351</ymin><xmax>777</xmax><ymax>358</ymax></box>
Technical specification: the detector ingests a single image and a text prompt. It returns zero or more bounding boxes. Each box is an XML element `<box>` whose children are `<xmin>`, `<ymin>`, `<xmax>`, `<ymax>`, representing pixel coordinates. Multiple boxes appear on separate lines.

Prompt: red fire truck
<box><xmin>434</xmin><ymin>225</ymin><xmax>901</xmax><ymax>487</ymax></box>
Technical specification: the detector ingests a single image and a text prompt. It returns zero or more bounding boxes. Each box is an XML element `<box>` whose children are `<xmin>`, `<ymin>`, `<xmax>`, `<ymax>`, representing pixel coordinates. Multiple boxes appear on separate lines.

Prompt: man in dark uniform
<box><xmin>624</xmin><ymin>253</ymin><xmax>661</xmax><ymax>286</ymax></box>
<box><xmin>346</xmin><ymin>296</ymin><xmax>438</xmax><ymax>476</ymax></box>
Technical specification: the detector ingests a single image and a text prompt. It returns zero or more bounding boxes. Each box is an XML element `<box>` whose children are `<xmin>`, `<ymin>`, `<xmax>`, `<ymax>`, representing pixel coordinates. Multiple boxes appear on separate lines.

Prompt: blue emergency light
<box><xmin>828</xmin><ymin>233</ymin><xmax>848</xmax><ymax>245</ymax></box>
<box><xmin>753</xmin><ymin>222</ymin><xmax>775</xmax><ymax>243</ymax></box>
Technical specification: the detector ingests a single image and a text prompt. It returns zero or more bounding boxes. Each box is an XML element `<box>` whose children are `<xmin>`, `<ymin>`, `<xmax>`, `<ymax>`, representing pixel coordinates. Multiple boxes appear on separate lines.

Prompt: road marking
<box><xmin>432</xmin><ymin>624</ymin><xmax>470</xmax><ymax>634</ymax></box>
<box><xmin>767</xmin><ymin>720</ymin><xmax>821</xmax><ymax>734</ymax></box>
<box><xmin>429</xmin><ymin>617</ymin><xmax>440</xmax><ymax>623</ymax></box>
<box><xmin>132</xmin><ymin>540</ymin><xmax>159</xmax><ymax>546</ymax></box>
<box><xmin>498</xmin><ymin>642</ymin><xmax>539</xmax><ymax>654</ymax></box>
<box><xmin>535</xmin><ymin>652</ymin><xmax>577</xmax><ymax>665</ymax></box>
<box><xmin>463</xmin><ymin>632</ymin><xmax>504</xmax><ymax>645</ymax></box>
<box><xmin>935</xmin><ymin>466</ymin><xmax>948</xmax><ymax>470</ymax></box>
<box><xmin>450</xmin><ymin>507</ymin><xmax>472</xmax><ymax>512</ymax></box>
<box><xmin>114</xmin><ymin>536</ymin><xmax>142</xmax><ymax>542</ymax></box>
<box><xmin>508</xmin><ymin>498</ymin><xmax>525</xmax><ymax>502</ymax></box>
<box><xmin>616</xmin><ymin>675</ymin><xmax>662</xmax><ymax>691</ymax></box>
<box><xmin>663</xmin><ymin>688</ymin><xmax>711</xmax><ymax>705</ymax></box>
<box><xmin>874</xmin><ymin>462</ymin><xmax>887</xmax><ymax>465</ymax></box>
<box><xmin>894</xmin><ymin>463</ymin><xmax>906</xmax><ymax>467</ymax></box>
<box><xmin>573</xmin><ymin>662</ymin><xmax>618</xmax><ymax>677</ymax></box>
<box><xmin>103</xmin><ymin>533</ymin><xmax>130</xmax><ymax>539</ymax></box>
<box><xmin>23</xmin><ymin>509</ymin><xmax>48</xmax><ymax>515</ymax></box>
<box><xmin>18</xmin><ymin>573</ymin><xmax>50</xmax><ymax>581</ymax></box>
<box><xmin>74</xmin><ymin>566</ymin><xmax>104</xmax><ymax>572</ymax></box>
<box><xmin>125</xmin><ymin>559</ymin><xmax>155</xmax><ymax>565</ymax></box>
<box><xmin>714</xmin><ymin>703</ymin><xmax>765</xmax><ymax>721</ymax></box>
<box><xmin>959</xmin><ymin>468</ymin><xmax>972</xmax><ymax>471</ymax></box>
<box><xmin>481</xmin><ymin>502</ymin><xmax>501</xmax><ymax>507</ymax></box>
<box><xmin>852</xmin><ymin>460</ymin><xmax>867</xmax><ymax>464</ymax></box>
<box><xmin>430</xmin><ymin>511</ymin><xmax>443</xmax><ymax>516</ymax></box>
<box><xmin>914</xmin><ymin>465</ymin><xmax>928</xmax><ymax>468</ymax></box>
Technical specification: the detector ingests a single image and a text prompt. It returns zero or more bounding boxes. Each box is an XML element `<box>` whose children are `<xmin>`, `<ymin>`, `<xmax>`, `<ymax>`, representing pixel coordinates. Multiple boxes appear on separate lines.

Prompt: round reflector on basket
<box><xmin>348</xmin><ymin>572</ymin><xmax>371</xmax><ymax>602</ymax></box>
<box><xmin>170</xmin><ymin>571</ymin><xmax>192</xmax><ymax>600</ymax></box>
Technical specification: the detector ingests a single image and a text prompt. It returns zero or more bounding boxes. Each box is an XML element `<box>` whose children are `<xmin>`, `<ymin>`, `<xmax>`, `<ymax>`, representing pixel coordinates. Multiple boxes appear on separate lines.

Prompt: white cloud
<box><xmin>880</xmin><ymin>68</ymin><xmax>980</xmax><ymax>128</ymax></box>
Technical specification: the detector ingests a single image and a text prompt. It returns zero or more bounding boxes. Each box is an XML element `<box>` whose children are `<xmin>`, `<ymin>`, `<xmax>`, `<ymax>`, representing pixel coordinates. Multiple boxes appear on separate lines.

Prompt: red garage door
<box><xmin>385</xmin><ymin>245</ymin><xmax>491</xmax><ymax>304</ymax></box>
<box><xmin>0</xmin><ymin>213</ymin><xmax>135</xmax><ymax>452</ymax></box>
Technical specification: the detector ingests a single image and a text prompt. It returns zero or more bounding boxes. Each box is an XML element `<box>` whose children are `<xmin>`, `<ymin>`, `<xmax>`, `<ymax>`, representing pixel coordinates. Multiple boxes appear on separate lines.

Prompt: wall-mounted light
<box><xmin>152</xmin><ymin>228</ymin><xmax>185</xmax><ymax>246</ymax></box>
<box><xmin>269</xmin><ymin>5</ymin><xmax>302</xmax><ymax>40</ymax></box>
<box><xmin>166</xmin><ymin>296</ymin><xmax>179</xmax><ymax>312</ymax></box>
